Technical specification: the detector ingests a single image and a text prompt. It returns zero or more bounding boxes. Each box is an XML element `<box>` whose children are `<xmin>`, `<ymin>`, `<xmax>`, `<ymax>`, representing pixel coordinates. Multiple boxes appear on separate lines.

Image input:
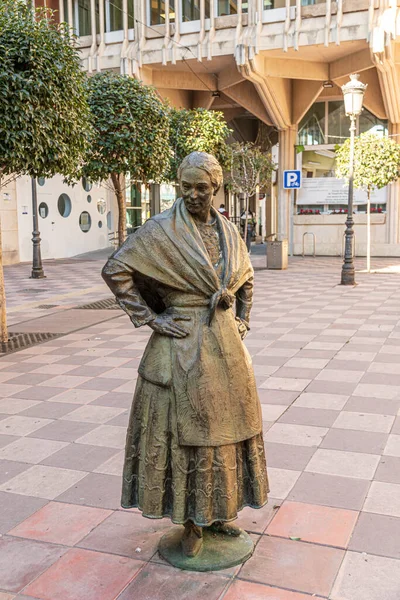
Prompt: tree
<box><xmin>0</xmin><ymin>0</ymin><xmax>90</xmax><ymax>345</ymax></box>
<box><xmin>83</xmin><ymin>72</ymin><xmax>170</xmax><ymax>246</ymax></box>
<box><xmin>168</xmin><ymin>108</ymin><xmax>232</xmax><ymax>182</ymax></box>
<box><xmin>335</xmin><ymin>132</ymin><xmax>400</xmax><ymax>271</ymax></box>
<box><xmin>226</xmin><ymin>143</ymin><xmax>276</xmax><ymax>243</ymax></box>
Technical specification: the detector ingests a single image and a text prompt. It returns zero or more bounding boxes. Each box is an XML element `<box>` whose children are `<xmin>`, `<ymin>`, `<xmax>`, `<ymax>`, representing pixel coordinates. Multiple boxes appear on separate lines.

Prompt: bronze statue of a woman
<box><xmin>102</xmin><ymin>151</ymin><xmax>269</xmax><ymax>569</ymax></box>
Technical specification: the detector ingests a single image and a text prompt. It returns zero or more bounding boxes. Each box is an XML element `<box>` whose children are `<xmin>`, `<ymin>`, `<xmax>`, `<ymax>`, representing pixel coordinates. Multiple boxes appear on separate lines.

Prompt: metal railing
<box><xmin>302</xmin><ymin>232</ymin><xmax>316</xmax><ymax>257</ymax></box>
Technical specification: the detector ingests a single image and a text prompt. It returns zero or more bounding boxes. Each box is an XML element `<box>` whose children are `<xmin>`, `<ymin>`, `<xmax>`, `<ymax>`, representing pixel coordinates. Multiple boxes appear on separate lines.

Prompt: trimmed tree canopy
<box><xmin>335</xmin><ymin>132</ymin><xmax>400</xmax><ymax>193</ymax></box>
<box><xmin>0</xmin><ymin>0</ymin><xmax>90</xmax><ymax>181</ymax></box>
<box><xmin>168</xmin><ymin>108</ymin><xmax>231</xmax><ymax>181</ymax></box>
<box><xmin>83</xmin><ymin>72</ymin><xmax>170</xmax><ymax>185</ymax></box>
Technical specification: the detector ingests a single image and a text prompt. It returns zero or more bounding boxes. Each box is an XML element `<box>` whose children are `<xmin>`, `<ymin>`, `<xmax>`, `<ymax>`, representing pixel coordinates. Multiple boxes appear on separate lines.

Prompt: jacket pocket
<box><xmin>138</xmin><ymin>333</ymin><xmax>172</xmax><ymax>388</ymax></box>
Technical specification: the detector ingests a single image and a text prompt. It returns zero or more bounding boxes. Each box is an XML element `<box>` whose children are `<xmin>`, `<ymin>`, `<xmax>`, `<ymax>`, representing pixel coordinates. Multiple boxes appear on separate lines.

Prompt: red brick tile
<box><xmin>240</xmin><ymin>536</ymin><xmax>344</xmax><ymax>597</ymax></box>
<box><xmin>0</xmin><ymin>537</ymin><xmax>66</xmax><ymax>593</ymax></box>
<box><xmin>266</xmin><ymin>501</ymin><xmax>358</xmax><ymax>547</ymax></box>
<box><xmin>223</xmin><ymin>580</ymin><xmax>312</xmax><ymax>600</ymax></box>
<box><xmin>24</xmin><ymin>548</ymin><xmax>141</xmax><ymax>600</ymax></box>
<box><xmin>9</xmin><ymin>502</ymin><xmax>112</xmax><ymax>546</ymax></box>
<box><xmin>117</xmin><ymin>562</ymin><xmax>228</xmax><ymax>600</ymax></box>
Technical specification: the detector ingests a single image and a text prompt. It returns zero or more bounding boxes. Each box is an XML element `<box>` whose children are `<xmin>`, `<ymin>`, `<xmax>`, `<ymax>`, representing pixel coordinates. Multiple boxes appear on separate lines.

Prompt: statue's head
<box><xmin>178</xmin><ymin>152</ymin><xmax>223</xmax><ymax>218</ymax></box>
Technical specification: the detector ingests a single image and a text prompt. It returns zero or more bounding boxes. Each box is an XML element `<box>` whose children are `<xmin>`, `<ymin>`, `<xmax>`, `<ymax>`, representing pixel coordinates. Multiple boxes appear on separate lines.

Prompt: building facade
<box><xmin>5</xmin><ymin>0</ymin><xmax>400</xmax><ymax>262</ymax></box>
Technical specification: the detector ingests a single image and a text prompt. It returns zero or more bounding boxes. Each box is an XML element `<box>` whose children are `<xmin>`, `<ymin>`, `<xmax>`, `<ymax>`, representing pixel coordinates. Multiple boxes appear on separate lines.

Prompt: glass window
<box><xmin>150</xmin><ymin>0</ymin><xmax>175</xmax><ymax>25</ymax></box>
<box><xmin>38</xmin><ymin>202</ymin><xmax>49</xmax><ymax>218</ymax></box>
<box><xmin>359</xmin><ymin>110</ymin><xmax>388</xmax><ymax>137</ymax></box>
<box><xmin>301</xmin><ymin>149</ymin><xmax>336</xmax><ymax>179</ymax></box>
<box><xmin>218</xmin><ymin>0</ymin><xmax>237</xmax><ymax>16</ymax></box>
<box><xmin>58</xmin><ymin>194</ymin><xmax>72</xmax><ymax>218</ymax></box>
<box><xmin>298</xmin><ymin>103</ymin><xmax>326</xmax><ymax>146</ymax></box>
<box><xmin>74</xmin><ymin>0</ymin><xmax>91</xmax><ymax>36</ymax></box>
<box><xmin>87</xmin><ymin>195</ymin><xmax>92</xmax><ymax>203</ymax></box>
<box><xmin>97</xmin><ymin>198</ymin><xmax>107</xmax><ymax>214</ymax></box>
<box><xmin>79</xmin><ymin>211</ymin><xmax>92</xmax><ymax>232</ymax></box>
<box><xmin>107</xmin><ymin>210</ymin><xmax>112</xmax><ymax>229</ymax></box>
<box><xmin>105</xmin><ymin>0</ymin><xmax>134</xmax><ymax>31</ymax></box>
<box><xmin>98</xmin><ymin>220</ymin><xmax>103</xmax><ymax>228</ymax></box>
<box><xmin>37</xmin><ymin>177</ymin><xmax>46</xmax><ymax>186</ymax></box>
<box><xmin>327</xmin><ymin>101</ymin><xmax>348</xmax><ymax>145</ymax></box>
<box><xmin>82</xmin><ymin>177</ymin><xmax>92</xmax><ymax>192</ymax></box>
<box><xmin>182</xmin><ymin>0</ymin><xmax>210</xmax><ymax>21</ymax></box>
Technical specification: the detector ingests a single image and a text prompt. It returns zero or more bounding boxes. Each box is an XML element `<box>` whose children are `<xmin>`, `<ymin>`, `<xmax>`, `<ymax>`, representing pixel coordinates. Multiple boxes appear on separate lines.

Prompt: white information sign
<box><xmin>297</xmin><ymin>177</ymin><xmax>387</xmax><ymax>206</ymax></box>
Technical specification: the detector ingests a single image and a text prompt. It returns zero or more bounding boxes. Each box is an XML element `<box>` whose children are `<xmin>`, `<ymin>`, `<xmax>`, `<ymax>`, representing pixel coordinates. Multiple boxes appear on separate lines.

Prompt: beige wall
<box><xmin>0</xmin><ymin>180</ymin><xmax>19</xmax><ymax>266</ymax></box>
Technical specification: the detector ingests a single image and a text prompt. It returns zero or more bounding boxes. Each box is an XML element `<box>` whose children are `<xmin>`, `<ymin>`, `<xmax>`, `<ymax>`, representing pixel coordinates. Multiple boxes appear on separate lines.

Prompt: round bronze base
<box><xmin>158</xmin><ymin>526</ymin><xmax>254</xmax><ymax>572</ymax></box>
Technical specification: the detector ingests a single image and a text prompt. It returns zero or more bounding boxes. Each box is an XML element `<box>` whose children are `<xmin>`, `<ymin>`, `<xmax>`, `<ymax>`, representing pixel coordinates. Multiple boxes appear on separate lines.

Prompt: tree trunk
<box><xmin>111</xmin><ymin>172</ymin><xmax>126</xmax><ymax>247</ymax></box>
<box><xmin>243</xmin><ymin>193</ymin><xmax>249</xmax><ymax>244</ymax></box>
<box><xmin>367</xmin><ymin>187</ymin><xmax>371</xmax><ymax>273</ymax></box>
<box><xmin>0</xmin><ymin>215</ymin><xmax>8</xmax><ymax>345</ymax></box>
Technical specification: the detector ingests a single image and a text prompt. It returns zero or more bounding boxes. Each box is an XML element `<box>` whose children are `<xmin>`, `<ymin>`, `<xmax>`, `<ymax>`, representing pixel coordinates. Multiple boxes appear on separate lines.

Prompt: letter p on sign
<box><xmin>283</xmin><ymin>170</ymin><xmax>301</xmax><ymax>189</ymax></box>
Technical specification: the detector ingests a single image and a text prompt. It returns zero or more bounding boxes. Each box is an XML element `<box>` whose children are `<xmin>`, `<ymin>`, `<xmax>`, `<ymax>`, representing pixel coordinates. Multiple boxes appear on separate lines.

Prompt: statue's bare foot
<box><xmin>209</xmin><ymin>521</ymin><xmax>242</xmax><ymax>537</ymax></box>
<box><xmin>181</xmin><ymin>522</ymin><xmax>203</xmax><ymax>557</ymax></box>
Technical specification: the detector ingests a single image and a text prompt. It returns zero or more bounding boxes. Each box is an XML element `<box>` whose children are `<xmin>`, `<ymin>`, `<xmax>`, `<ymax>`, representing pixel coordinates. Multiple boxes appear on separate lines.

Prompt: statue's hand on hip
<box><xmin>148</xmin><ymin>314</ymin><xmax>191</xmax><ymax>338</ymax></box>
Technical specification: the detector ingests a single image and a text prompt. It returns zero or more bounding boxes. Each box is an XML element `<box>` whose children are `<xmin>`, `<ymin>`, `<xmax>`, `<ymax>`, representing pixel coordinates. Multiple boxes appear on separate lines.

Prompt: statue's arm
<box><xmin>102</xmin><ymin>257</ymin><xmax>157</xmax><ymax>328</ymax></box>
<box><xmin>235</xmin><ymin>275</ymin><xmax>254</xmax><ymax>330</ymax></box>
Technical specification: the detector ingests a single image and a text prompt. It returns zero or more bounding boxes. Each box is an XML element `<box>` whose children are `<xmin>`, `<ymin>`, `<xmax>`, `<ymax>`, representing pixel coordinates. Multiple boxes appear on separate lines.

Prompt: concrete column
<box><xmin>277</xmin><ymin>126</ymin><xmax>297</xmax><ymax>242</ymax></box>
<box><xmin>387</xmin><ymin>122</ymin><xmax>400</xmax><ymax>244</ymax></box>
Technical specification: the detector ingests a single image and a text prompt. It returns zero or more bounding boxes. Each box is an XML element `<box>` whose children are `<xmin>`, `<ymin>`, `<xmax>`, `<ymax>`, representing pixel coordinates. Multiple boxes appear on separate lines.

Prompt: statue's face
<box><xmin>180</xmin><ymin>167</ymin><xmax>214</xmax><ymax>218</ymax></box>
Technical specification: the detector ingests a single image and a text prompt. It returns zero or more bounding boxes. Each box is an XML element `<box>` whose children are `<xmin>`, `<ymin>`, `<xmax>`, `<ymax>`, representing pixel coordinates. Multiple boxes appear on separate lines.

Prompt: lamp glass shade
<box><xmin>341</xmin><ymin>74</ymin><xmax>367</xmax><ymax>117</ymax></box>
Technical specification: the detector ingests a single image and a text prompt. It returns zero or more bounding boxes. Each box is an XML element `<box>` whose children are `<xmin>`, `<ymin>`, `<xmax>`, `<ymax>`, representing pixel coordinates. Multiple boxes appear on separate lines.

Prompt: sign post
<box><xmin>283</xmin><ymin>170</ymin><xmax>301</xmax><ymax>256</ymax></box>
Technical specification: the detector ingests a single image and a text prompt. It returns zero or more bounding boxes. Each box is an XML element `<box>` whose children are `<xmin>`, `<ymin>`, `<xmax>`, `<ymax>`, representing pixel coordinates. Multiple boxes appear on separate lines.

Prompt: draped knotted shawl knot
<box><xmin>208</xmin><ymin>287</ymin><xmax>235</xmax><ymax>325</ymax></box>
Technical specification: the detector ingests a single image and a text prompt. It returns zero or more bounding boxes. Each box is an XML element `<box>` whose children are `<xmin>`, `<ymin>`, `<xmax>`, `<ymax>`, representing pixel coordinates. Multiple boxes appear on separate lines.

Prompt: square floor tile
<box><xmin>117</xmin><ymin>562</ymin><xmax>227</xmax><ymax>600</ymax></box>
<box><xmin>60</xmin><ymin>405</ymin><xmax>126</xmax><ymax>424</ymax></box>
<box><xmin>315</xmin><ymin>369</ymin><xmax>364</xmax><ymax>383</ymax></box>
<box><xmin>0</xmin><ymin>398</ymin><xmax>41</xmax><ymax>415</ymax></box>
<box><xmin>260</xmin><ymin>378</ymin><xmax>311</xmax><ymax>392</ymax></box>
<box><xmin>0</xmin><ymin>465</ymin><xmax>87</xmax><ymax>500</ymax></box>
<box><xmin>0</xmin><ymin>384</ymin><xmax>30</xmax><ymax>398</ymax></box>
<box><xmin>261</xmin><ymin>405</ymin><xmax>288</xmax><ymax>422</ymax></box>
<box><xmin>257</xmin><ymin>390</ymin><xmax>299</xmax><ymax>406</ymax></box>
<box><xmin>94</xmin><ymin>451</ymin><xmax>124</xmax><ymax>476</ymax></box>
<box><xmin>305</xmin><ymin>448</ymin><xmax>380</xmax><ymax>480</ymax></box>
<box><xmin>75</xmin><ymin>425</ymin><xmax>126</xmax><ymax>449</ymax></box>
<box><xmin>12</xmin><ymin>387</ymin><xmax>65</xmax><ymax>401</ymax></box>
<box><xmin>39</xmin><ymin>375</ymin><xmax>91</xmax><ymax>388</ymax></box>
<box><xmin>9</xmin><ymin>502</ymin><xmax>112</xmax><ymax>546</ymax></box>
<box><xmin>48</xmin><ymin>389</ymin><xmax>106</xmax><ymax>405</ymax></box>
<box><xmin>363</xmin><ymin>481</ymin><xmax>400</xmax><ymax>517</ymax></box>
<box><xmin>383</xmin><ymin>434</ymin><xmax>400</xmax><ymax>457</ymax></box>
<box><xmin>344</xmin><ymin>396</ymin><xmax>400</xmax><ymax>416</ymax></box>
<box><xmin>77</xmin><ymin>510</ymin><xmax>170</xmax><ymax>560</ymax></box>
<box><xmin>293</xmin><ymin>392</ymin><xmax>348</xmax><ymax>411</ymax></box>
<box><xmin>0</xmin><ymin>536</ymin><xmax>66</xmax><ymax>593</ymax></box>
<box><xmin>0</xmin><ymin>491</ymin><xmax>48</xmax><ymax>533</ymax></box>
<box><xmin>278</xmin><ymin>407</ymin><xmax>338</xmax><ymax>428</ymax></box>
<box><xmin>24</xmin><ymin>548</ymin><xmax>141</xmax><ymax>600</ymax></box>
<box><xmin>288</xmin><ymin>472</ymin><xmax>370</xmax><ymax>510</ymax></box>
<box><xmin>235</xmin><ymin>500</ymin><xmax>279</xmax><ymax>534</ymax></box>
<box><xmin>331</xmin><ymin>551</ymin><xmax>400</xmax><ymax>600</ymax></box>
<box><xmin>90</xmin><ymin>392</ymin><xmax>133</xmax><ymax>409</ymax></box>
<box><xmin>42</xmin><ymin>444</ymin><xmax>119</xmax><ymax>472</ymax></box>
<box><xmin>222</xmin><ymin>580</ymin><xmax>312</xmax><ymax>600</ymax></box>
<box><xmin>264</xmin><ymin>443</ymin><xmax>315</xmax><ymax>471</ymax></box>
<box><xmin>265</xmin><ymin>423</ymin><xmax>328</xmax><ymax>447</ymax></box>
<box><xmin>266</xmin><ymin>501</ymin><xmax>358</xmax><ymax>547</ymax></box>
<box><xmin>28</xmin><ymin>420</ymin><xmax>97</xmax><ymax>442</ymax></box>
<box><xmin>56</xmin><ymin>473</ymin><xmax>121</xmax><ymax>509</ymax></box>
<box><xmin>0</xmin><ymin>438</ymin><xmax>68</xmax><ymax>464</ymax></box>
<box><xmin>0</xmin><ymin>459</ymin><xmax>30</xmax><ymax>485</ymax></box>
<box><xmin>239</xmin><ymin>535</ymin><xmax>344</xmax><ymax>597</ymax></box>
<box><xmin>354</xmin><ymin>383</ymin><xmax>400</xmax><ymax>400</ymax></box>
<box><xmin>305</xmin><ymin>380</ymin><xmax>357</xmax><ymax>396</ymax></box>
<box><xmin>375</xmin><ymin>456</ymin><xmax>400</xmax><ymax>484</ymax></box>
<box><xmin>20</xmin><ymin>402</ymin><xmax>77</xmax><ymax>419</ymax></box>
<box><xmin>267</xmin><ymin>468</ymin><xmax>301</xmax><ymax>500</ymax></box>
<box><xmin>0</xmin><ymin>416</ymin><xmax>53</xmax><ymax>437</ymax></box>
<box><xmin>349</xmin><ymin>512</ymin><xmax>400</xmax><ymax>559</ymax></box>
<box><xmin>321</xmin><ymin>429</ymin><xmax>389</xmax><ymax>455</ymax></box>
<box><xmin>333</xmin><ymin>411</ymin><xmax>394</xmax><ymax>433</ymax></box>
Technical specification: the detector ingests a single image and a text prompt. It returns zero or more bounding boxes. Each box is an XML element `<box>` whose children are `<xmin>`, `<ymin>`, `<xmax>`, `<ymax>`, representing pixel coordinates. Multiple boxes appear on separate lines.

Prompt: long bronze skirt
<box><xmin>121</xmin><ymin>376</ymin><xmax>269</xmax><ymax>526</ymax></box>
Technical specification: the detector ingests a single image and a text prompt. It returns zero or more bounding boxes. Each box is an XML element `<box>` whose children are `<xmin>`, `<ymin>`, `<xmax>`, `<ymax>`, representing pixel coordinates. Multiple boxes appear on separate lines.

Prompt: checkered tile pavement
<box><xmin>1</xmin><ymin>251</ymin><xmax>400</xmax><ymax>599</ymax></box>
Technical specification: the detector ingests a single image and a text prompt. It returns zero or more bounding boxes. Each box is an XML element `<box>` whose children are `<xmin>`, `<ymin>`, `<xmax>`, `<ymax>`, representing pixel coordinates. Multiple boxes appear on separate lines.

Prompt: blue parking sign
<box><xmin>283</xmin><ymin>170</ymin><xmax>301</xmax><ymax>189</ymax></box>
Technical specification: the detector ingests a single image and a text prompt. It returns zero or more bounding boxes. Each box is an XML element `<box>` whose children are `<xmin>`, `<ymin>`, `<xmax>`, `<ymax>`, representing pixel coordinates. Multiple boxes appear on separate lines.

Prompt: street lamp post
<box><xmin>30</xmin><ymin>177</ymin><xmax>45</xmax><ymax>279</ymax></box>
<box><xmin>340</xmin><ymin>73</ymin><xmax>367</xmax><ymax>286</ymax></box>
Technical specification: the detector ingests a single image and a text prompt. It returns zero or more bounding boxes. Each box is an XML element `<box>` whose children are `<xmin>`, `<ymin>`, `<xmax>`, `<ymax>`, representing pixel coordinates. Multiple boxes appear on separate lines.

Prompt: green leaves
<box><xmin>168</xmin><ymin>108</ymin><xmax>232</xmax><ymax>182</ymax></box>
<box><xmin>0</xmin><ymin>0</ymin><xmax>90</xmax><ymax>180</ymax></box>
<box><xmin>335</xmin><ymin>132</ymin><xmax>400</xmax><ymax>193</ymax></box>
<box><xmin>83</xmin><ymin>72</ymin><xmax>170</xmax><ymax>185</ymax></box>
